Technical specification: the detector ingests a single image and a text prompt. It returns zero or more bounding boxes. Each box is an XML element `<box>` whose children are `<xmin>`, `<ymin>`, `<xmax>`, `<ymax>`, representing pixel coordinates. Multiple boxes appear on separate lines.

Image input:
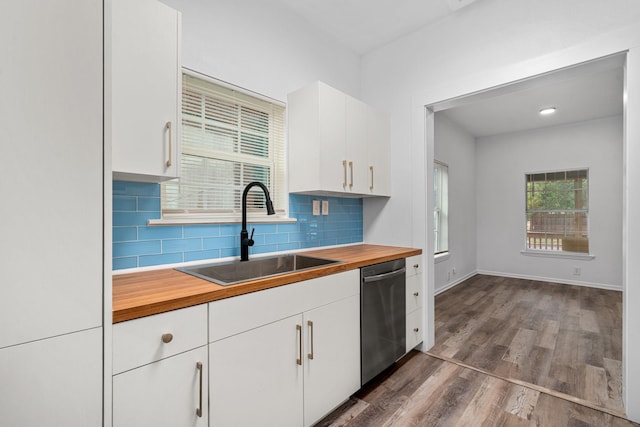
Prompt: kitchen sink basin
<box><xmin>176</xmin><ymin>254</ymin><xmax>341</xmax><ymax>286</ymax></box>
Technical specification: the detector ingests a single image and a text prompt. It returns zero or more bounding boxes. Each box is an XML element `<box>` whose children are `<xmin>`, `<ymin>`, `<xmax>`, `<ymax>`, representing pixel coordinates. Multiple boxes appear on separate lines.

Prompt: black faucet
<box><xmin>240</xmin><ymin>181</ymin><xmax>276</xmax><ymax>261</ymax></box>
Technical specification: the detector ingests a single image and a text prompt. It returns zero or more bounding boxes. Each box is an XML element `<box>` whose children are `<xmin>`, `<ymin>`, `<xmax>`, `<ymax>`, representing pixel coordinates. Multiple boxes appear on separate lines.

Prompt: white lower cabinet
<box><xmin>210</xmin><ymin>314</ymin><xmax>304</xmax><ymax>427</ymax></box>
<box><xmin>0</xmin><ymin>328</ymin><xmax>103</xmax><ymax>427</ymax></box>
<box><xmin>113</xmin><ymin>346</ymin><xmax>208</xmax><ymax>427</ymax></box>
<box><xmin>303</xmin><ymin>294</ymin><xmax>360</xmax><ymax>426</ymax></box>
<box><xmin>112</xmin><ymin>305</ymin><xmax>208</xmax><ymax>427</ymax></box>
<box><xmin>209</xmin><ymin>270</ymin><xmax>360</xmax><ymax>427</ymax></box>
<box><xmin>405</xmin><ymin>254</ymin><xmax>424</xmax><ymax>353</ymax></box>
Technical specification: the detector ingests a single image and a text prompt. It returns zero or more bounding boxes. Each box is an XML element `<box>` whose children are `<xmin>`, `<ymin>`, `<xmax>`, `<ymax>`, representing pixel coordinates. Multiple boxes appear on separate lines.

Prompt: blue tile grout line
<box><xmin>112</xmin><ymin>181</ymin><xmax>363</xmax><ymax>270</ymax></box>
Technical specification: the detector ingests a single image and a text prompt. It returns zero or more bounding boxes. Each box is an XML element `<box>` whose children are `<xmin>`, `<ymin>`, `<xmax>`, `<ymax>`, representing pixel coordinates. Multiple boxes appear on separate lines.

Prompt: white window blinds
<box><xmin>162</xmin><ymin>72</ymin><xmax>286</xmax><ymax>219</ymax></box>
<box><xmin>434</xmin><ymin>161</ymin><xmax>449</xmax><ymax>254</ymax></box>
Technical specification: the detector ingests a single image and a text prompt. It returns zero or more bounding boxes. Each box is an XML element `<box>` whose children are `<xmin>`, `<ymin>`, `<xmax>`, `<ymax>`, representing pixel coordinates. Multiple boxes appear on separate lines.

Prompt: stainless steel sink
<box><xmin>176</xmin><ymin>254</ymin><xmax>341</xmax><ymax>286</ymax></box>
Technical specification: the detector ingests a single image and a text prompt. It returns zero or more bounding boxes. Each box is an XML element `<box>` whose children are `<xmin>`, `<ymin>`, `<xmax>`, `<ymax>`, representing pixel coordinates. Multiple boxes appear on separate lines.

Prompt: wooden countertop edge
<box><xmin>113</xmin><ymin>244</ymin><xmax>422</xmax><ymax>323</ymax></box>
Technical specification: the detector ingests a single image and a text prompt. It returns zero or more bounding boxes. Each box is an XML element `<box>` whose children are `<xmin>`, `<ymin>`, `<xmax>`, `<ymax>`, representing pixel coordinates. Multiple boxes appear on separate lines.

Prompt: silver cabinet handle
<box><xmin>196</xmin><ymin>362</ymin><xmax>203</xmax><ymax>417</ymax></box>
<box><xmin>165</xmin><ymin>121</ymin><xmax>173</xmax><ymax>167</ymax></box>
<box><xmin>369</xmin><ymin>166</ymin><xmax>374</xmax><ymax>191</ymax></box>
<box><xmin>161</xmin><ymin>333</ymin><xmax>173</xmax><ymax>343</ymax></box>
<box><xmin>296</xmin><ymin>324</ymin><xmax>302</xmax><ymax>366</ymax></box>
<box><xmin>342</xmin><ymin>160</ymin><xmax>347</xmax><ymax>189</ymax></box>
<box><xmin>307</xmin><ymin>320</ymin><xmax>314</xmax><ymax>360</ymax></box>
<box><xmin>349</xmin><ymin>161</ymin><xmax>354</xmax><ymax>189</ymax></box>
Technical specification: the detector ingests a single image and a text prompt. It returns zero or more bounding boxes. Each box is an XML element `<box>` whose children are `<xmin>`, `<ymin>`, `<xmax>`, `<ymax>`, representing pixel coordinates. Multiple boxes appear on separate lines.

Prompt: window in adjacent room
<box><xmin>434</xmin><ymin>161</ymin><xmax>449</xmax><ymax>255</ymax></box>
<box><xmin>525</xmin><ymin>169</ymin><xmax>589</xmax><ymax>253</ymax></box>
<box><xmin>161</xmin><ymin>71</ymin><xmax>286</xmax><ymax>221</ymax></box>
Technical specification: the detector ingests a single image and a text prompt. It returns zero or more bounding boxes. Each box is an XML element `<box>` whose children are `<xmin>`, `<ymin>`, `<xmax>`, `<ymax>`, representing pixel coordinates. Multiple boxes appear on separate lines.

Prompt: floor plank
<box><xmin>316</xmin><ymin>352</ymin><xmax>638</xmax><ymax>427</ymax></box>
<box><xmin>432</xmin><ymin>275</ymin><xmax>623</xmax><ymax>413</ymax></box>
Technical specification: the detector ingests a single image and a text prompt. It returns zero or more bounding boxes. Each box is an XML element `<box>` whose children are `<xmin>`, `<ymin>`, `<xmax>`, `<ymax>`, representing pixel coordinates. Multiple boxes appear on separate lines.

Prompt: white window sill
<box><xmin>148</xmin><ymin>215</ymin><xmax>297</xmax><ymax>226</ymax></box>
<box><xmin>520</xmin><ymin>250</ymin><xmax>595</xmax><ymax>260</ymax></box>
<box><xmin>434</xmin><ymin>252</ymin><xmax>450</xmax><ymax>263</ymax></box>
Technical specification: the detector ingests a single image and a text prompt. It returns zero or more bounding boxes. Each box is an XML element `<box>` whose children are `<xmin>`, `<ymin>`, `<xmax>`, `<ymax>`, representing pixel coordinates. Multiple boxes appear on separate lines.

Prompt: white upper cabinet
<box><xmin>108</xmin><ymin>0</ymin><xmax>182</xmax><ymax>183</ymax></box>
<box><xmin>288</xmin><ymin>81</ymin><xmax>391</xmax><ymax>197</ymax></box>
<box><xmin>367</xmin><ymin>106</ymin><xmax>391</xmax><ymax>196</ymax></box>
<box><xmin>0</xmin><ymin>0</ymin><xmax>103</xmax><ymax>349</ymax></box>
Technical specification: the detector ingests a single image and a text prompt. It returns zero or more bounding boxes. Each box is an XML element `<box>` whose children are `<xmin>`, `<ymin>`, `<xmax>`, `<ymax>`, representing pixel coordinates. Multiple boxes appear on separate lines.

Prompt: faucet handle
<box><xmin>248</xmin><ymin>228</ymin><xmax>255</xmax><ymax>246</ymax></box>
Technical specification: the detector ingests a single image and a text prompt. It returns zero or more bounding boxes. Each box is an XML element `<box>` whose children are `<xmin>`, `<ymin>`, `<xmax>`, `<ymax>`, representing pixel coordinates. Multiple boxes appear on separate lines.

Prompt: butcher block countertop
<box><xmin>113</xmin><ymin>244</ymin><xmax>422</xmax><ymax>323</ymax></box>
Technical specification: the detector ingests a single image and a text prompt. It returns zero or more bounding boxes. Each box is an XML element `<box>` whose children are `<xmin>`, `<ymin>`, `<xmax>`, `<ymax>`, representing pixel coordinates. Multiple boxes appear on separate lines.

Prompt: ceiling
<box><xmin>273</xmin><ymin>0</ymin><xmax>478</xmax><ymax>55</ymax></box>
<box><xmin>437</xmin><ymin>55</ymin><xmax>625</xmax><ymax>137</ymax></box>
<box><xmin>273</xmin><ymin>0</ymin><xmax>624</xmax><ymax>138</ymax></box>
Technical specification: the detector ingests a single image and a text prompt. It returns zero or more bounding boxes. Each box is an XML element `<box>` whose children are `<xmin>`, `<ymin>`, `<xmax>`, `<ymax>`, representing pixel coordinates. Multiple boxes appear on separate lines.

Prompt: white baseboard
<box><xmin>476</xmin><ymin>269</ymin><xmax>622</xmax><ymax>292</ymax></box>
<box><xmin>435</xmin><ymin>271</ymin><xmax>478</xmax><ymax>295</ymax></box>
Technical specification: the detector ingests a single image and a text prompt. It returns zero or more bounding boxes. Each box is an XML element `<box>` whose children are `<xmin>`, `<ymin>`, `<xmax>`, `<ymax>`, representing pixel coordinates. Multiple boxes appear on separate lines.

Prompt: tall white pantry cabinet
<box><xmin>0</xmin><ymin>1</ymin><xmax>104</xmax><ymax>426</ymax></box>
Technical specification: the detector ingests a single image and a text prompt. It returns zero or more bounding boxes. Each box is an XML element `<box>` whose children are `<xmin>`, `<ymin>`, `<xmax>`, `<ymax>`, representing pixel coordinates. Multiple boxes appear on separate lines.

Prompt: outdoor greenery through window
<box><xmin>526</xmin><ymin>169</ymin><xmax>589</xmax><ymax>253</ymax></box>
<box><xmin>162</xmin><ymin>71</ymin><xmax>286</xmax><ymax>220</ymax></box>
<box><xmin>434</xmin><ymin>161</ymin><xmax>448</xmax><ymax>255</ymax></box>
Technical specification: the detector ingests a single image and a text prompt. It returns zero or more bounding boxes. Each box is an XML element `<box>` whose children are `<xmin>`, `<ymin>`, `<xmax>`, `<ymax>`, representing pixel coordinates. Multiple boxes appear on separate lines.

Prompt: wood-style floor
<box><xmin>317</xmin><ymin>274</ymin><xmax>636</xmax><ymax>427</ymax></box>
<box><xmin>431</xmin><ymin>275</ymin><xmax>623</xmax><ymax>412</ymax></box>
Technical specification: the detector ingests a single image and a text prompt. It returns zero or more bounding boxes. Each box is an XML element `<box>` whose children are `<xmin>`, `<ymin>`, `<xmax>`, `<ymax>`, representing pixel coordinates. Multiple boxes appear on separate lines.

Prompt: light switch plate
<box><xmin>312</xmin><ymin>200</ymin><xmax>320</xmax><ymax>216</ymax></box>
<box><xmin>321</xmin><ymin>200</ymin><xmax>329</xmax><ymax>215</ymax></box>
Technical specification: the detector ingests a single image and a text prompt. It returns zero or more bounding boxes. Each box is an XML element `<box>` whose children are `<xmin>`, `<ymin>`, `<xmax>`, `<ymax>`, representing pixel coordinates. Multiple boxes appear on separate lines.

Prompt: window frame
<box><xmin>523</xmin><ymin>168</ymin><xmax>591</xmax><ymax>256</ymax></box>
<box><xmin>434</xmin><ymin>160</ymin><xmax>449</xmax><ymax>255</ymax></box>
<box><xmin>158</xmin><ymin>68</ymin><xmax>290</xmax><ymax>224</ymax></box>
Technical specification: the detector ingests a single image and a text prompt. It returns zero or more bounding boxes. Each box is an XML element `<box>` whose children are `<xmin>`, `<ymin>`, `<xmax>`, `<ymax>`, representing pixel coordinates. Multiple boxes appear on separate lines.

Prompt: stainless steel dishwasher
<box><xmin>360</xmin><ymin>258</ymin><xmax>406</xmax><ymax>385</ymax></box>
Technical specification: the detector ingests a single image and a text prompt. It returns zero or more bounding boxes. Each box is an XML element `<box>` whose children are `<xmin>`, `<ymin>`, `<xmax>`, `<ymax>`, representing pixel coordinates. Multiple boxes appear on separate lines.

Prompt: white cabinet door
<box><xmin>366</xmin><ymin>106</ymin><xmax>391</xmax><ymax>196</ymax></box>
<box><xmin>110</xmin><ymin>0</ymin><xmax>181</xmax><ymax>182</ymax></box>
<box><xmin>303</xmin><ymin>295</ymin><xmax>360</xmax><ymax>427</ymax></box>
<box><xmin>113</xmin><ymin>346</ymin><xmax>208</xmax><ymax>427</ymax></box>
<box><xmin>210</xmin><ymin>314</ymin><xmax>304</xmax><ymax>427</ymax></box>
<box><xmin>0</xmin><ymin>0</ymin><xmax>103</xmax><ymax>349</ymax></box>
<box><xmin>318</xmin><ymin>83</ymin><xmax>348</xmax><ymax>193</ymax></box>
<box><xmin>0</xmin><ymin>329</ymin><xmax>103</xmax><ymax>427</ymax></box>
<box><xmin>406</xmin><ymin>308</ymin><xmax>424</xmax><ymax>352</ymax></box>
<box><xmin>345</xmin><ymin>97</ymin><xmax>369</xmax><ymax>194</ymax></box>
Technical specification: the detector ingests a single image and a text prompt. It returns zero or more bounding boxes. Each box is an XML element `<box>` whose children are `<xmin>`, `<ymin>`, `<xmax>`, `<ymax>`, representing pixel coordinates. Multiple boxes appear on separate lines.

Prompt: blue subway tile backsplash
<box><xmin>112</xmin><ymin>181</ymin><xmax>363</xmax><ymax>270</ymax></box>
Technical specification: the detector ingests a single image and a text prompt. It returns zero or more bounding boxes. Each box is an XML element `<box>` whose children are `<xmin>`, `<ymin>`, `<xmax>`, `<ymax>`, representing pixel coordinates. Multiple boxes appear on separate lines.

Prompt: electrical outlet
<box><xmin>321</xmin><ymin>200</ymin><xmax>329</xmax><ymax>215</ymax></box>
<box><xmin>312</xmin><ymin>200</ymin><xmax>320</xmax><ymax>216</ymax></box>
<box><xmin>573</xmin><ymin>266</ymin><xmax>581</xmax><ymax>276</ymax></box>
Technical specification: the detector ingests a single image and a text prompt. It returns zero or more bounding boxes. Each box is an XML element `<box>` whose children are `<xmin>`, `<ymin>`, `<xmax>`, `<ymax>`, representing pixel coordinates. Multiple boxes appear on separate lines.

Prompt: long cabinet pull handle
<box><xmin>296</xmin><ymin>324</ymin><xmax>302</xmax><ymax>366</ymax></box>
<box><xmin>166</xmin><ymin>121</ymin><xmax>173</xmax><ymax>167</ymax></box>
<box><xmin>369</xmin><ymin>166</ymin><xmax>374</xmax><ymax>191</ymax></box>
<box><xmin>196</xmin><ymin>362</ymin><xmax>203</xmax><ymax>417</ymax></box>
<box><xmin>349</xmin><ymin>161</ymin><xmax>354</xmax><ymax>189</ymax></box>
<box><xmin>307</xmin><ymin>320</ymin><xmax>314</xmax><ymax>360</ymax></box>
<box><xmin>342</xmin><ymin>160</ymin><xmax>347</xmax><ymax>189</ymax></box>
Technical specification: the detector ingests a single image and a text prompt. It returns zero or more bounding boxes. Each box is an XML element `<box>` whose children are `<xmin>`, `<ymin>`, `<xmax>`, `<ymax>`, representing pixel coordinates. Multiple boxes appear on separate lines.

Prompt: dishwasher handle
<box><xmin>363</xmin><ymin>267</ymin><xmax>406</xmax><ymax>283</ymax></box>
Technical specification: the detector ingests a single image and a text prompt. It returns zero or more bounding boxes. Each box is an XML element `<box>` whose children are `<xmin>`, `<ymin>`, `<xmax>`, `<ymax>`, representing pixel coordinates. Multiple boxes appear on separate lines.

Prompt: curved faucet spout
<box><xmin>240</xmin><ymin>182</ymin><xmax>276</xmax><ymax>261</ymax></box>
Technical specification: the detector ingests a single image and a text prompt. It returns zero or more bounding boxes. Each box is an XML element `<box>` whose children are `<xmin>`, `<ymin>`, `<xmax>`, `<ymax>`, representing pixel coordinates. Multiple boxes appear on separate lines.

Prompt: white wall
<box><xmin>476</xmin><ymin>116</ymin><xmax>623</xmax><ymax>288</ymax></box>
<box><xmin>434</xmin><ymin>113</ymin><xmax>477</xmax><ymax>293</ymax></box>
<box><xmin>359</xmin><ymin>0</ymin><xmax>640</xmax><ymax>419</ymax></box>
<box><xmin>361</xmin><ymin>0</ymin><xmax>640</xmax><ymax>249</ymax></box>
<box><xmin>161</xmin><ymin>0</ymin><xmax>361</xmax><ymax>102</ymax></box>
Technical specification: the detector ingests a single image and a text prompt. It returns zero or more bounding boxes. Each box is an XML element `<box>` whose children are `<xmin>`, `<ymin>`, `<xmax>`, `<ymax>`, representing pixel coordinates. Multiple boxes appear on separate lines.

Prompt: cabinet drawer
<box><xmin>406</xmin><ymin>274</ymin><xmax>423</xmax><ymax>313</ymax></box>
<box><xmin>406</xmin><ymin>308</ymin><xmax>423</xmax><ymax>353</ymax></box>
<box><xmin>406</xmin><ymin>254</ymin><xmax>423</xmax><ymax>277</ymax></box>
<box><xmin>113</xmin><ymin>304</ymin><xmax>207</xmax><ymax>374</ymax></box>
<box><xmin>209</xmin><ymin>270</ymin><xmax>359</xmax><ymax>342</ymax></box>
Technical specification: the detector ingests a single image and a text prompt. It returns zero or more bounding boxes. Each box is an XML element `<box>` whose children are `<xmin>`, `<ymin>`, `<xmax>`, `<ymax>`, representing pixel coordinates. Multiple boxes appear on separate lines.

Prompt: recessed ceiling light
<box><xmin>539</xmin><ymin>107</ymin><xmax>557</xmax><ymax>116</ymax></box>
